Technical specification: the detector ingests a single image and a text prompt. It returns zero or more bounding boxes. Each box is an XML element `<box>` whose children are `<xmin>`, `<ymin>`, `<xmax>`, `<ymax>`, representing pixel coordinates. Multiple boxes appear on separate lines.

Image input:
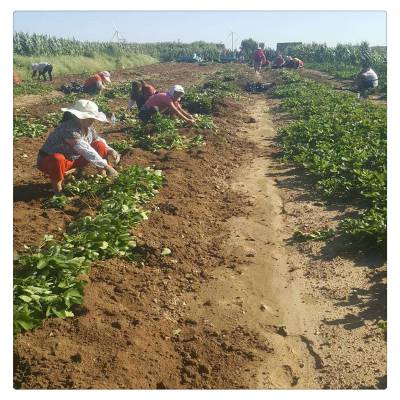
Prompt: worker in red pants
<box><xmin>37</xmin><ymin>99</ymin><xmax>120</xmax><ymax>194</ymax></box>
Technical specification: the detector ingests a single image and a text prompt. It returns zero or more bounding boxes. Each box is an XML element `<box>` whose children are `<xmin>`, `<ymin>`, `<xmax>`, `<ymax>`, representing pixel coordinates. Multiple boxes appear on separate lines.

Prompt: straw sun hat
<box><xmin>61</xmin><ymin>99</ymin><xmax>108</xmax><ymax>122</ymax></box>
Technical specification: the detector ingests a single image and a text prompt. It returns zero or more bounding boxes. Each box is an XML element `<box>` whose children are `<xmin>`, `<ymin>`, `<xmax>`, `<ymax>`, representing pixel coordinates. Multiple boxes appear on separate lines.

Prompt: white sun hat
<box><xmin>99</xmin><ymin>71</ymin><xmax>111</xmax><ymax>83</ymax></box>
<box><xmin>168</xmin><ymin>84</ymin><xmax>185</xmax><ymax>97</ymax></box>
<box><xmin>61</xmin><ymin>99</ymin><xmax>108</xmax><ymax>122</ymax></box>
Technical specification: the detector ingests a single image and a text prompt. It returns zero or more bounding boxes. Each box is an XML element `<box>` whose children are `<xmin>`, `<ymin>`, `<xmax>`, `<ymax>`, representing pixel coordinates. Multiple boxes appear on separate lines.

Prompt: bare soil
<box><xmin>13</xmin><ymin>64</ymin><xmax>386</xmax><ymax>389</ymax></box>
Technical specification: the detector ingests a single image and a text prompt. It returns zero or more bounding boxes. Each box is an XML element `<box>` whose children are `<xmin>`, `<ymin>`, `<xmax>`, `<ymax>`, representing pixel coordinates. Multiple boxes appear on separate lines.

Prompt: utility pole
<box><xmin>224</xmin><ymin>31</ymin><xmax>239</xmax><ymax>53</ymax></box>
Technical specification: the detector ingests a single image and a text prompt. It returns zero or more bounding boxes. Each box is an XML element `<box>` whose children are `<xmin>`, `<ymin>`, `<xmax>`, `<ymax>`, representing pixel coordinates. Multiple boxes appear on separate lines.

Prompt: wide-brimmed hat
<box><xmin>99</xmin><ymin>71</ymin><xmax>111</xmax><ymax>83</ymax></box>
<box><xmin>61</xmin><ymin>99</ymin><xmax>108</xmax><ymax>122</ymax></box>
<box><xmin>168</xmin><ymin>84</ymin><xmax>185</xmax><ymax>97</ymax></box>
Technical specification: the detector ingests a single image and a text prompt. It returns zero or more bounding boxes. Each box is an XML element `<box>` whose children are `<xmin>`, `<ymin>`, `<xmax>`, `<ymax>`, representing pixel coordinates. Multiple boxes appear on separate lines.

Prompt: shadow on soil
<box><xmin>14</xmin><ymin>182</ymin><xmax>52</xmax><ymax>202</ymax></box>
<box><xmin>263</xmin><ymin>138</ymin><xmax>386</xmax><ymax>266</ymax></box>
<box><xmin>262</xmin><ymin>137</ymin><xmax>387</xmax><ymax>332</ymax></box>
<box><xmin>323</xmin><ymin>270</ymin><xmax>387</xmax><ymax>331</ymax></box>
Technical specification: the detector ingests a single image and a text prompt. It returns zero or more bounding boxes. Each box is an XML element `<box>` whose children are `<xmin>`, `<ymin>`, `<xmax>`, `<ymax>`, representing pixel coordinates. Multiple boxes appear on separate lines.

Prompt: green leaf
<box><xmin>36</xmin><ymin>259</ymin><xmax>48</xmax><ymax>269</ymax></box>
<box><xmin>18</xmin><ymin>295</ymin><xmax>32</xmax><ymax>303</ymax></box>
<box><xmin>99</xmin><ymin>241</ymin><xmax>109</xmax><ymax>249</ymax></box>
<box><xmin>16</xmin><ymin>318</ymin><xmax>35</xmax><ymax>331</ymax></box>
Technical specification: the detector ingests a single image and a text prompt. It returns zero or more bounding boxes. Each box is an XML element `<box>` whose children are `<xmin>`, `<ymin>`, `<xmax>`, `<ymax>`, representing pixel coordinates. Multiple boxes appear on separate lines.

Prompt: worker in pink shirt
<box><xmin>138</xmin><ymin>85</ymin><xmax>195</xmax><ymax>124</ymax></box>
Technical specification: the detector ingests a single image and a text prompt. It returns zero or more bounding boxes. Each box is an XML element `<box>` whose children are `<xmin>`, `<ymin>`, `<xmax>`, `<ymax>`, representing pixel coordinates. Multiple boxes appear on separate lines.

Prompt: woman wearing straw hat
<box><xmin>37</xmin><ymin>99</ymin><xmax>120</xmax><ymax>194</ymax></box>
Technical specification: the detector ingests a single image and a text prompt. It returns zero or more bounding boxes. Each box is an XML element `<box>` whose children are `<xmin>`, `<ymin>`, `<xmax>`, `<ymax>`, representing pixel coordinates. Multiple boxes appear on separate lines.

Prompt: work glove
<box><xmin>105</xmin><ymin>165</ymin><xmax>119</xmax><ymax>178</ymax></box>
<box><xmin>108</xmin><ymin>148</ymin><xmax>121</xmax><ymax>165</ymax></box>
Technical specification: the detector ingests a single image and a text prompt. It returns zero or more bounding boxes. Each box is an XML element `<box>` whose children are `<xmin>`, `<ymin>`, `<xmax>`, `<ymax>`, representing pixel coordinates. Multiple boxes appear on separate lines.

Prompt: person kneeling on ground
<box><xmin>31</xmin><ymin>62</ymin><xmax>53</xmax><ymax>81</ymax></box>
<box><xmin>283</xmin><ymin>56</ymin><xmax>295</xmax><ymax>68</ymax></box>
<box><xmin>355</xmin><ymin>65</ymin><xmax>378</xmax><ymax>98</ymax></box>
<box><xmin>274</xmin><ymin>54</ymin><xmax>285</xmax><ymax>68</ymax></box>
<box><xmin>83</xmin><ymin>71</ymin><xmax>111</xmax><ymax>94</ymax></box>
<box><xmin>37</xmin><ymin>99</ymin><xmax>120</xmax><ymax>194</ymax></box>
<box><xmin>127</xmin><ymin>80</ymin><xmax>157</xmax><ymax>111</ymax></box>
<box><xmin>13</xmin><ymin>71</ymin><xmax>22</xmax><ymax>85</ymax></box>
<box><xmin>138</xmin><ymin>85</ymin><xmax>195</xmax><ymax>124</ymax></box>
<box><xmin>292</xmin><ymin>57</ymin><xmax>304</xmax><ymax>69</ymax></box>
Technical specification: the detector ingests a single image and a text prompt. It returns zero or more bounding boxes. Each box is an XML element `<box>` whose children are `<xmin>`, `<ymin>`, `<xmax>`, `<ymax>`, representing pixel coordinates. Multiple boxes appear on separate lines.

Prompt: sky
<box><xmin>13</xmin><ymin>10</ymin><xmax>386</xmax><ymax>49</ymax></box>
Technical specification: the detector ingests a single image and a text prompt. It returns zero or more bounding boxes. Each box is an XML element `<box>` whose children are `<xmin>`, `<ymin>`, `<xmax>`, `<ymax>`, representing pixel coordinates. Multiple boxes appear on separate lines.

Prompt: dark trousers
<box><xmin>138</xmin><ymin>106</ymin><xmax>159</xmax><ymax>123</ymax></box>
<box><xmin>32</xmin><ymin>65</ymin><xmax>53</xmax><ymax>81</ymax></box>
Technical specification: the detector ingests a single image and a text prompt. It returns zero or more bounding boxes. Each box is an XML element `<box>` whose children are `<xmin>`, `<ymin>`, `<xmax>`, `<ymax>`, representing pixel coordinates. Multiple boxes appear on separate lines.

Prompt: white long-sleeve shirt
<box><xmin>72</xmin><ymin>139</ymin><xmax>108</xmax><ymax>168</ymax></box>
<box><xmin>361</xmin><ymin>68</ymin><xmax>379</xmax><ymax>87</ymax></box>
<box><xmin>38</xmin><ymin>120</ymin><xmax>113</xmax><ymax>168</ymax></box>
<box><xmin>31</xmin><ymin>62</ymin><xmax>51</xmax><ymax>72</ymax></box>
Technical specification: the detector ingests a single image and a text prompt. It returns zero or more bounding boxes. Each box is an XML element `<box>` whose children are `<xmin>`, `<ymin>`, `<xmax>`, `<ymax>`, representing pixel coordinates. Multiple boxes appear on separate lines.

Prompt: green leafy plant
<box><xmin>14</xmin><ymin>166</ymin><xmax>164</xmax><ymax>334</ymax></box>
<box><xmin>182</xmin><ymin>89</ymin><xmax>214</xmax><ymax>114</ymax></box>
<box><xmin>125</xmin><ymin>114</ymin><xmax>204</xmax><ymax>151</ymax></box>
<box><xmin>13</xmin><ymin>116</ymin><xmax>47</xmax><ymax>139</ymax></box>
<box><xmin>41</xmin><ymin>112</ymin><xmax>63</xmax><ymax>127</ymax></box>
<box><xmin>292</xmin><ymin>228</ymin><xmax>336</xmax><ymax>242</ymax></box>
<box><xmin>43</xmin><ymin>195</ymin><xmax>70</xmax><ymax>209</ymax></box>
<box><xmin>377</xmin><ymin>320</ymin><xmax>387</xmax><ymax>332</ymax></box>
<box><xmin>63</xmin><ymin>174</ymin><xmax>109</xmax><ymax>197</ymax></box>
<box><xmin>193</xmin><ymin>115</ymin><xmax>217</xmax><ymax>131</ymax></box>
<box><xmin>14</xmin><ymin>80</ymin><xmax>53</xmax><ymax>96</ymax></box>
<box><xmin>92</xmin><ymin>94</ymin><xmax>112</xmax><ymax>115</ymax></box>
<box><xmin>108</xmin><ymin>139</ymin><xmax>135</xmax><ymax>153</ymax></box>
<box><xmin>47</xmin><ymin>93</ymin><xmax>80</xmax><ymax>105</ymax></box>
<box><xmin>274</xmin><ymin>70</ymin><xmax>386</xmax><ymax>249</ymax></box>
<box><xmin>104</xmin><ymin>82</ymin><xmax>132</xmax><ymax>99</ymax></box>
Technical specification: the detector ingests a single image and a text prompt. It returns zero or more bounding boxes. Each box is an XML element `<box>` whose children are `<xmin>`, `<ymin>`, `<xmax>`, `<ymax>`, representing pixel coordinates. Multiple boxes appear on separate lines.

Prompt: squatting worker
<box><xmin>283</xmin><ymin>56</ymin><xmax>294</xmax><ymax>68</ymax></box>
<box><xmin>356</xmin><ymin>65</ymin><xmax>378</xmax><ymax>97</ymax></box>
<box><xmin>31</xmin><ymin>62</ymin><xmax>53</xmax><ymax>81</ymax></box>
<box><xmin>292</xmin><ymin>57</ymin><xmax>304</xmax><ymax>69</ymax></box>
<box><xmin>37</xmin><ymin>99</ymin><xmax>120</xmax><ymax>194</ymax></box>
<box><xmin>138</xmin><ymin>85</ymin><xmax>195</xmax><ymax>124</ymax></box>
<box><xmin>13</xmin><ymin>71</ymin><xmax>22</xmax><ymax>85</ymax></box>
<box><xmin>83</xmin><ymin>71</ymin><xmax>111</xmax><ymax>94</ymax></box>
<box><xmin>275</xmin><ymin>54</ymin><xmax>285</xmax><ymax>68</ymax></box>
<box><xmin>128</xmin><ymin>80</ymin><xmax>157</xmax><ymax>111</ymax></box>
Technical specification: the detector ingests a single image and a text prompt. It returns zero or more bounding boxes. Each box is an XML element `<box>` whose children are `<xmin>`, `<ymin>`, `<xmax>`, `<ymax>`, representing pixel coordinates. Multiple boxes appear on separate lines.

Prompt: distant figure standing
<box><xmin>128</xmin><ymin>80</ymin><xmax>157</xmax><ymax>111</ymax></box>
<box><xmin>31</xmin><ymin>62</ymin><xmax>53</xmax><ymax>81</ymax></box>
<box><xmin>356</xmin><ymin>66</ymin><xmax>379</xmax><ymax>98</ymax></box>
<box><xmin>253</xmin><ymin>47</ymin><xmax>267</xmax><ymax>73</ymax></box>
<box><xmin>83</xmin><ymin>71</ymin><xmax>111</xmax><ymax>95</ymax></box>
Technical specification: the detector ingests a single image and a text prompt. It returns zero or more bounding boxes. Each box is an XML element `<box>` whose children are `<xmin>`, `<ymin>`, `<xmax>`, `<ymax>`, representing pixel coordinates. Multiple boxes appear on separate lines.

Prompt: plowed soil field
<box><xmin>13</xmin><ymin>63</ymin><xmax>386</xmax><ymax>389</ymax></box>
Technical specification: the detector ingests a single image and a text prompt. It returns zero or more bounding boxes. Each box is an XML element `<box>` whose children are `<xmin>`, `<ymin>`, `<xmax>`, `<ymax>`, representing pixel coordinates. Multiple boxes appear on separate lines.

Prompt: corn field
<box><xmin>277</xmin><ymin>41</ymin><xmax>386</xmax><ymax>66</ymax></box>
<box><xmin>13</xmin><ymin>32</ymin><xmax>225</xmax><ymax>61</ymax></box>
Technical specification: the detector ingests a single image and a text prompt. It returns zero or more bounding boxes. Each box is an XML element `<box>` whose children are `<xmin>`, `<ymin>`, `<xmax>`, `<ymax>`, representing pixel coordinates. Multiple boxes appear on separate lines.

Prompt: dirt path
<box><xmin>182</xmin><ymin>99</ymin><xmax>321</xmax><ymax>388</ymax></box>
<box><xmin>179</xmin><ymin>90</ymin><xmax>386</xmax><ymax>389</ymax></box>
